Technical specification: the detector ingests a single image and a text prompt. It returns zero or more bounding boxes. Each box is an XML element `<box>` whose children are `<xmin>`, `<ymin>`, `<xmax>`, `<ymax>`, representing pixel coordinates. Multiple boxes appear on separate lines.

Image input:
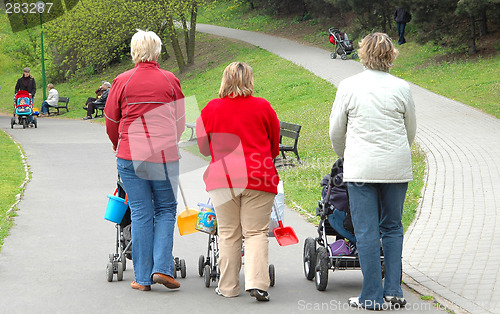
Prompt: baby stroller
<box><xmin>11</xmin><ymin>90</ymin><xmax>37</xmax><ymax>129</ymax></box>
<box><xmin>197</xmin><ymin>197</ymin><xmax>278</xmax><ymax>288</ymax></box>
<box><xmin>105</xmin><ymin>178</ymin><xmax>186</xmax><ymax>282</ymax></box>
<box><xmin>303</xmin><ymin>159</ymin><xmax>385</xmax><ymax>291</ymax></box>
<box><xmin>328</xmin><ymin>27</ymin><xmax>358</xmax><ymax>60</ymax></box>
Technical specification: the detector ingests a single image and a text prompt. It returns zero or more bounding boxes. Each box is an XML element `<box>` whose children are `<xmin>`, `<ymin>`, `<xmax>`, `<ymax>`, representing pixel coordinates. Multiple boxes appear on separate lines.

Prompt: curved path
<box><xmin>196</xmin><ymin>24</ymin><xmax>500</xmax><ymax>313</ymax></box>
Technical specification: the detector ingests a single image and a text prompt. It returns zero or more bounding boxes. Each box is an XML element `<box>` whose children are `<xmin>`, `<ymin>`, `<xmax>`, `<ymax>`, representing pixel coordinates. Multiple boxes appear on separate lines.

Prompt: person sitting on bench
<box><xmin>82</xmin><ymin>81</ymin><xmax>110</xmax><ymax>120</ymax></box>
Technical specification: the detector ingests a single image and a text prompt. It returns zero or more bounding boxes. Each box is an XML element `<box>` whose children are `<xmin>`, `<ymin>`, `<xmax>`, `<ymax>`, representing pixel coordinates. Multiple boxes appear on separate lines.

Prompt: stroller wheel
<box><xmin>180</xmin><ymin>259</ymin><xmax>187</xmax><ymax>278</ymax></box>
<box><xmin>33</xmin><ymin>117</ymin><xmax>37</xmax><ymax>128</ymax></box>
<box><xmin>106</xmin><ymin>262</ymin><xmax>114</xmax><ymax>282</ymax></box>
<box><xmin>352</xmin><ymin>52</ymin><xmax>358</xmax><ymax>59</ymax></box>
<box><xmin>315</xmin><ymin>247</ymin><xmax>329</xmax><ymax>291</ymax></box>
<box><xmin>117</xmin><ymin>262</ymin><xmax>124</xmax><ymax>281</ymax></box>
<box><xmin>269</xmin><ymin>264</ymin><xmax>275</xmax><ymax>287</ymax></box>
<box><xmin>121</xmin><ymin>256</ymin><xmax>127</xmax><ymax>271</ymax></box>
<box><xmin>330</xmin><ymin>52</ymin><xmax>336</xmax><ymax>59</ymax></box>
<box><xmin>203</xmin><ymin>264</ymin><xmax>211</xmax><ymax>288</ymax></box>
<box><xmin>10</xmin><ymin>117</ymin><xmax>14</xmax><ymax>129</ymax></box>
<box><xmin>303</xmin><ymin>237</ymin><xmax>317</xmax><ymax>280</ymax></box>
<box><xmin>198</xmin><ymin>255</ymin><xmax>205</xmax><ymax>277</ymax></box>
<box><xmin>341</xmin><ymin>54</ymin><xmax>348</xmax><ymax>60</ymax></box>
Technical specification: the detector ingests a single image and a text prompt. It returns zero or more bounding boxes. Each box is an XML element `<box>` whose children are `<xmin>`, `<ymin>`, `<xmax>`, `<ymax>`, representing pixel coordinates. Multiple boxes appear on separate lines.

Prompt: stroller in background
<box><xmin>303</xmin><ymin>159</ymin><xmax>385</xmax><ymax>291</ymax></box>
<box><xmin>105</xmin><ymin>178</ymin><xmax>187</xmax><ymax>282</ymax></box>
<box><xmin>11</xmin><ymin>90</ymin><xmax>37</xmax><ymax>129</ymax></box>
<box><xmin>197</xmin><ymin>184</ymin><xmax>284</xmax><ymax>288</ymax></box>
<box><xmin>328</xmin><ymin>27</ymin><xmax>358</xmax><ymax>60</ymax></box>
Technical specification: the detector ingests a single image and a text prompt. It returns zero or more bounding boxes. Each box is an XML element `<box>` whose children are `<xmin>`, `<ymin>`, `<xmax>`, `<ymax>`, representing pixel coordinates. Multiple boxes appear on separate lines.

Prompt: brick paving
<box><xmin>198</xmin><ymin>24</ymin><xmax>500</xmax><ymax>313</ymax></box>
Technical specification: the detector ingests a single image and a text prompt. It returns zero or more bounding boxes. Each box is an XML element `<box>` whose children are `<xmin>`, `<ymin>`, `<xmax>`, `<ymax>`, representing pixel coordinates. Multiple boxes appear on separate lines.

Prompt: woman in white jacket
<box><xmin>329</xmin><ymin>32</ymin><xmax>416</xmax><ymax>310</ymax></box>
<box><xmin>40</xmin><ymin>83</ymin><xmax>59</xmax><ymax>115</ymax></box>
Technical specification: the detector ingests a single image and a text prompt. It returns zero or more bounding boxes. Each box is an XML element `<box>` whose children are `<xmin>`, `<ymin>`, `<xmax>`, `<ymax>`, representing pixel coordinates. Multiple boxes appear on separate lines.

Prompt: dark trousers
<box><xmin>397</xmin><ymin>22</ymin><xmax>406</xmax><ymax>45</ymax></box>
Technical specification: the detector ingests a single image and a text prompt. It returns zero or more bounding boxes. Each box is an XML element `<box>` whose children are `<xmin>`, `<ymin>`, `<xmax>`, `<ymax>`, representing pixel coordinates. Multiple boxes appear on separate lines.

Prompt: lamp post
<box><xmin>36</xmin><ymin>1</ymin><xmax>47</xmax><ymax>101</ymax></box>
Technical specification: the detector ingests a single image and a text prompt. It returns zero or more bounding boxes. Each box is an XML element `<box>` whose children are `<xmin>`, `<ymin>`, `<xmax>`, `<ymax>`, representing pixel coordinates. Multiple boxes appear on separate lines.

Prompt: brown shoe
<box><xmin>152</xmin><ymin>273</ymin><xmax>180</xmax><ymax>289</ymax></box>
<box><xmin>131</xmin><ymin>281</ymin><xmax>151</xmax><ymax>291</ymax></box>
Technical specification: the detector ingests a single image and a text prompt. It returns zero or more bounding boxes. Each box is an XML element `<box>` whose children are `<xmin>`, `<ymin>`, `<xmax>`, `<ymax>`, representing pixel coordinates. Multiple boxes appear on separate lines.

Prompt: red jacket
<box><xmin>105</xmin><ymin>62</ymin><xmax>185</xmax><ymax>163</ymax></box>
<box><xmin>196</xmin><ymin>96</ymin><xmax>280</xmax><ymax>194</ymax></box>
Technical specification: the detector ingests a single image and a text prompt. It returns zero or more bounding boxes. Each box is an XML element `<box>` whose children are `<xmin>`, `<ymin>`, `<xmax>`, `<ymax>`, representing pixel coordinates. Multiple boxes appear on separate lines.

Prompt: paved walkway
<box><xmin>197</xmin><ymin>24</ymin><xmax>500</xmax><ymax>313</ymax></box>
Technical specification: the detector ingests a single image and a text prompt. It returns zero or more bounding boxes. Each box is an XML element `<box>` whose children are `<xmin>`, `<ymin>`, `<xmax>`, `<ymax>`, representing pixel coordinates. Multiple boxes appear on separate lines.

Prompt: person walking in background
<box><xmin>40</xmin><ymin>83</ymin><xmax>59</xmax><ymax>116</ymax></box>
<box><xmin>329</xmin><ymin>33</ymin><xmax>416</xmax><ymax>310</ymax></box>
<box><xmin>15</xmin><ymin>67</ymin><xmax>36</xmax><ymax>102</ymax></box>
<box><xmin>196</xmin><ymin>62</ymin><xmax>280</xmax><ymax>302</ymax></box>
<box><xmin>105</xmin><ymin>29</ymin><xmax>185</xmax><ymax>292</ymax></box>
<box><xmin>394</xmin><ymin>6</ymin><xmax>412</xmax><ymax>45</ymax></box>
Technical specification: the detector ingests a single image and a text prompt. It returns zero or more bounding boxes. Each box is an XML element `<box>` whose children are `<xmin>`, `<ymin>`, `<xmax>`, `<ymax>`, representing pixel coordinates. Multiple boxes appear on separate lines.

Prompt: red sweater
<box><xmin>105</xmin><ymin>62</ymin><xmax>185</xmax><ymax>163</ymax></box>
<box><xmin>196</xmin><ymin>96</ymin><xmax>280</xmax><ymax>194</ymax></box>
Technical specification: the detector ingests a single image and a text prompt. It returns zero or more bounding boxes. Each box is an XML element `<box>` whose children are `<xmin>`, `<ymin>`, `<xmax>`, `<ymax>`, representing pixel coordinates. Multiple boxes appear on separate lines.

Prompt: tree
<box><xmin>45</xmin><ymin>0</ymin><xmax>203</xmax><ymax>79</ymax></box>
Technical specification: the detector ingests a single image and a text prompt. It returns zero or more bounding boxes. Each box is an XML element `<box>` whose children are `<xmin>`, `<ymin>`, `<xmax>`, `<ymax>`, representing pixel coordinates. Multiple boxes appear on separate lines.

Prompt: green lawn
<box><xmin>0</xmin><ymin>131</ymin><xmax>26</xmax><ymax>251</ymax></box>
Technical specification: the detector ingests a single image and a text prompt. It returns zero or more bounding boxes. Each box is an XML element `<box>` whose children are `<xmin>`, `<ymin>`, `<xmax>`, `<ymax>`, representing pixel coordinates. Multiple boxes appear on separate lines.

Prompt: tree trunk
<box><xmin>166</xmin><ymin>16</ymin><xmax>186</xmax><ymax>72</ymax></box>
<box><xmin>187</xmin><ymin>2</ymin><xmax>197</xmax><ymax>65</ymax></box>
<box><xmin>468</xmin><ymin>15</ymin><xmax>477</xmax><ymax>55</ymax></box>
<box><xmin>478</xmin><ymin>8</ymin><xmax>488</xmax><ymax>36</ymax></box>
<box><xmin>158</xmin><ymin>23</ymin><xmax>170</xmax><ymax>60</ymax></box>
<box><xmin>181</xmin><ymin>14</ymin><xmax>190</xmax><ymax>56</ymax></box>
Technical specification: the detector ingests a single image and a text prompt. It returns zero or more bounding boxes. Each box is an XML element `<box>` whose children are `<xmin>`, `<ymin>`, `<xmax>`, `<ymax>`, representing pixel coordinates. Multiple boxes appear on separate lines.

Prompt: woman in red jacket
<box><xmin>196</xmin><ymin>62</ymin><xmax>280</xmax><ymax>301</ymax></box>
<box><xmin>105</xmin><ymin>30</ymin><xmax>185</xmax><ymax>292</ymax></box>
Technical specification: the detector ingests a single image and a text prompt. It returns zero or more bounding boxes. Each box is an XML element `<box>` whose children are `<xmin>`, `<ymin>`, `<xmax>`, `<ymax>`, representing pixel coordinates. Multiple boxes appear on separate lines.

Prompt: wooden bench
<box><xmin>278</xmin><ymin>121</ymin><xmax>302</xmax><ymax>163</ymax></box>
<box><xmin>48</xmin><ymin>96</ymin><xmax>70</xmax><ymax>115</ymax></box>
<box><xmin>185</xmin><ymin>123</ymin><xmax>196</xmax><ymax>141</ymax></box>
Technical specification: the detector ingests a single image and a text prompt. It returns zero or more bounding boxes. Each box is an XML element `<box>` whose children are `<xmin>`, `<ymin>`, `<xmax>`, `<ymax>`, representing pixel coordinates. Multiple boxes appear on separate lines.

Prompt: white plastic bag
<box><xmin>269</xmin><ymin>181</ymin><xmax>285</xmax><ymax>236</ymax></box>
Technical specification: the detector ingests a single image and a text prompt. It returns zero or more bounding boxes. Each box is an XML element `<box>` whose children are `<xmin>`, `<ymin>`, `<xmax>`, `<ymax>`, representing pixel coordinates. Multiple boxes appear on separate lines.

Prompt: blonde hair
<box><xmin>47</xmin><ymin>83</ymin><xmax>54</xmax><ymax>89</ymax></box>
<box><xmin>130</xmin><ymin>29</ymin><xmax>162</xmax><ymax>64</ymax></box>
<box><xmin>219</xmin><ymin>62</ymin><xmax>254</xmax><ymax>98</ymax></box>
<box><xmin>358</xmin><ymin>33</ymin><xmax>399</xmax><ymax>72</ymax></box>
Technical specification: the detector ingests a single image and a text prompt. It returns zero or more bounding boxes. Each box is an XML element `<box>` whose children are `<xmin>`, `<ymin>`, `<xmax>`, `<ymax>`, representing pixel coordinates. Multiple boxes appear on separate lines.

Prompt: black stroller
<box><xmin>328</xmin><ymin>27</ymin><xmax>358</xmax><ymax>60</ymax></box>
<box><xmin>303</xmin><ymin>159</ymin><xmax>385</xmax><ymax>291</ymax></box>
<box><xmin>105</xmin><ymin>178</ymin><xmax>186</xmax><ymax>282</ymax></box>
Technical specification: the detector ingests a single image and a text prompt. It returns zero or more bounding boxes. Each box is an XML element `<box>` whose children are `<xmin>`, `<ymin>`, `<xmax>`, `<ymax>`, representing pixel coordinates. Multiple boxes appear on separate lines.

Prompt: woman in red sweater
<box><xmin>196</xmin><ymin>62</ymin><xmax>280</xmax><ymax>301</ymax></box>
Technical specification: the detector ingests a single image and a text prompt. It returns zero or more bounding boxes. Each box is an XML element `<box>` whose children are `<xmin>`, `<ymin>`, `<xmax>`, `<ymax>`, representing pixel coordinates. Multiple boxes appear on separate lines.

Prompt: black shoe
<box><xmin>82</xmin><ymin>116</ymin><xmax>92</xmax><ymax>120</ymax></box>
<box><xmin>249</xmin><ymin>289</ymin><xmax>269</xmax><ymax>302</ymax></box>
<box><xmin>384</xmin><ymin>296</ymin><xmax>407</xmax><ymax>307</ymax></box>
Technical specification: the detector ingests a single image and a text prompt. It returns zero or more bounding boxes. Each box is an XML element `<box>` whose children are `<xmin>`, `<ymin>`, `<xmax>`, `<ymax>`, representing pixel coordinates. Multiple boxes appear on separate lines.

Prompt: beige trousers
<box><xmin>208</xmin><ymin>188</ymin><xmax>275</xmax><ymax>297</ymax></box>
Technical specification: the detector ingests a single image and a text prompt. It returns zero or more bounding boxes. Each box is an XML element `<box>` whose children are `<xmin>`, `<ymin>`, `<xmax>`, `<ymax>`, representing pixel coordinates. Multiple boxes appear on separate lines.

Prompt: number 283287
<box><xmin>5</xmin><ymin>2</ymin><xmax>53</xmax><ymax>14</ymax></box>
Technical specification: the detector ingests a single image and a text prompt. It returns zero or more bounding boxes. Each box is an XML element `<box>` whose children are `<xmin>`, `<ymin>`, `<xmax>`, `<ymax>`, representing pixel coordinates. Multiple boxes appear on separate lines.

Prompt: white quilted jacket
<box><xmin>329</xmin><ymin>69</ymin><xmax>416</xmax><ymax>183</ymax></box>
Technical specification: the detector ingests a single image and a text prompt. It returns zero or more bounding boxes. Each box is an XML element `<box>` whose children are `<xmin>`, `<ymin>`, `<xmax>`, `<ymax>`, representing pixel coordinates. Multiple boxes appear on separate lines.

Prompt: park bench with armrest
<box><xmin>278</xmin><ymin>121</ymin><xmax>302</xmax><ymax>163</ymax></box>
<box><xmin>48</xmin><ymin>96</ymin><xmax>70</xmax><ymax>115</ymax></box>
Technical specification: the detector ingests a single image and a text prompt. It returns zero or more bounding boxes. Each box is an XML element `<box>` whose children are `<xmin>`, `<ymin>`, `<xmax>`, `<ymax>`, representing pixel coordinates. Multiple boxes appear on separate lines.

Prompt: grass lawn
<box><xmin>0</xmin><ymin>131</ymin><xmax>26</xmax><ymax>251</ymax></box>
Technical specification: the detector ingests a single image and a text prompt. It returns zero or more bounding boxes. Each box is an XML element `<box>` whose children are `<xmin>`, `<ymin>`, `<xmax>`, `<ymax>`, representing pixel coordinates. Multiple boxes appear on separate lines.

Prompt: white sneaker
<box><xmin>348</xmin><ymin>297</ymin><xmax>384</xmax><ymax>310</ymax></box>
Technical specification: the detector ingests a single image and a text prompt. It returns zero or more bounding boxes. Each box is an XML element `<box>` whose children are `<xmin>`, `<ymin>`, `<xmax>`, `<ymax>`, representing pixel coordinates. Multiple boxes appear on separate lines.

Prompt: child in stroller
<box><xmin>11</xmin><ymin>90</ymin><xmax>38</xmax><ymax>129</ymax></box>
<box><xmin>303</xmin><ymin>159</ymin><xmax>385</xmax><ymax>291</ymax></box>
<box><xmin>328</xmin><ymin>27</ymin><xmax>358</xmax><ymax>60</ymax></box>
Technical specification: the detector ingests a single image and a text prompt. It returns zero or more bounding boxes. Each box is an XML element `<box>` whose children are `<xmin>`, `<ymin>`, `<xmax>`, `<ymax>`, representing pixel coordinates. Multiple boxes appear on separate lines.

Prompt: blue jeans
<box><xmin>41</xmin><ymin>101</ymin><xmax>50</xmax><ymax>114</ymax></box>
<box><xmin>116</xmin><ymin>158</ymin><xmax>179</xmax><ymax>286</ymax></box>
<box><xmin>347</xmin><ymin>182</ymin><xmax>408</xmax><ymax>309</ymax></box>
